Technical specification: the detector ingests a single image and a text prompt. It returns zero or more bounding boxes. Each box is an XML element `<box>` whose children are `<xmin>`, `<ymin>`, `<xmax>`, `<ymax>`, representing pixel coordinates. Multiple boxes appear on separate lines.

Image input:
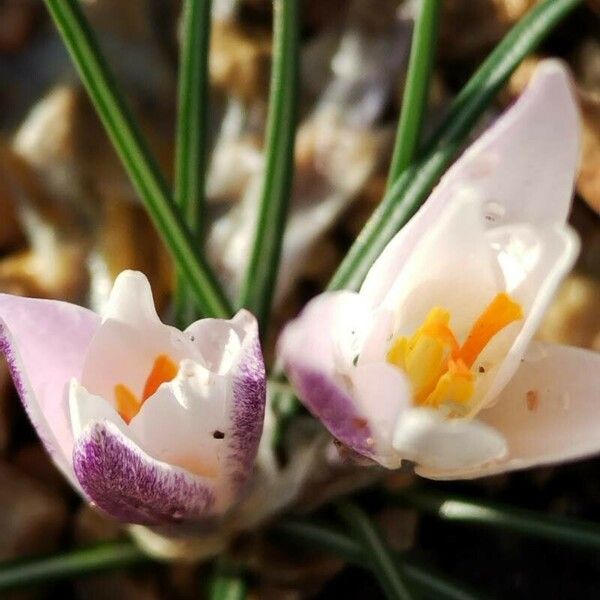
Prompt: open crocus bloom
<box><xmin>0</xmin><ymin>270</ymin><xmax>266</xmax><ymax>524</ymax></box>
<box><xmin>279</xmin><ymin>60</ymin><xmax>600</xmax><ymax>479</ymax></box>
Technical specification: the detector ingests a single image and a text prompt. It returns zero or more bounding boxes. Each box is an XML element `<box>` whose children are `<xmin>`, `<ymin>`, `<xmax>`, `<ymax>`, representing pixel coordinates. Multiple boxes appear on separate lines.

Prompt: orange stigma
<box><xmin>387</xmin><ymin>293</ymin><xmax>522</xmax><ymax>409</ymax></box>
<box><xmin>114</xmin><ymin>354</ymin><xmax>179</xmax><ymax>423</ymax></box>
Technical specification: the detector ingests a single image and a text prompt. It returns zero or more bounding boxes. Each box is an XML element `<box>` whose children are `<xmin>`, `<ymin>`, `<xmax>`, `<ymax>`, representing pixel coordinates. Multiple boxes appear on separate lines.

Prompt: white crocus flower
<box><xmin>0</xmin><ymin>270</ymin><xmax>266</xmax><ymax>524</ymax></box>
<box><xmin>279</xmin><ymin>60</ymin><xmax>600</xmax><ymax>479</ymax></box>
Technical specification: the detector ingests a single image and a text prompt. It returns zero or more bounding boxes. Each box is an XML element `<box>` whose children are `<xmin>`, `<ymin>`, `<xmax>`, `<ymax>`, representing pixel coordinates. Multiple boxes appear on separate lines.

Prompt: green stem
<box><xmin>337</xmin><ymin>502</ymin><xmax>414</xmax><ymax>600</ymax></box>
<box><xmin>329</xmin><ymin>0</ymin><xmax>581</xmax><ymax>292</ymax></box>
<box><xmin>387</xmin><ymin>0</ymin><xmax>441</xmax><ymax>189</ymax></box>
<box><xmin>209</xmin><ymin>567</ymin><xmax>248</xmax><ymax>600</ymax></box>
<box><xmin>237</xmin><ymin>0</ymin><xmax>299</xmax><ymax>335</ymax></box>
<box><xmin>174</xmin><ymin>0</ymin><xmax>213</xmax><ymax>326</ymax></box>
<box><xmin>275</xmin><ymin>519</ymin><xmax>483</xmax><ymax>600</ymax></box>
<box><xmin>44</xmin><ymin>0</ymin><xmax>232</xmax><ymax>318</ymax></box>
<box><xmin>0</xmin><ymin>542</ymin><xmax>148</xmax><ymax>592</ymax></box>
<box><xmin>394</xmin><ymin>489</ymin><xmax>600</xmax><ymax>550</ymax></box>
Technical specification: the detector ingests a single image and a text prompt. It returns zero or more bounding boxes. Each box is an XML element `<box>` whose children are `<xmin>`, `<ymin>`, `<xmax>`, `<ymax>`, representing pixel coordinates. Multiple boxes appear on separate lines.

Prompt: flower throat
<box><xmin>387</xmin><ymin>293</ymin><xmax>522</xmax><ymax>410</ymax></box>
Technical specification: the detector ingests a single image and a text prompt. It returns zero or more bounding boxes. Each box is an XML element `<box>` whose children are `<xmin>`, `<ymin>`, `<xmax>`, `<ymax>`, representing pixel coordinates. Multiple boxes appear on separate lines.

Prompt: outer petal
<box><xmin>351</xmin><ymin>362</ymin><xmax>411</xmax><ymax>467</ymax></box>
<box><xmin>483</xmin><ymin>225</ymin><xmax>579</xmax><ymax>402</ymax></box>
<box><xmin>133</xmin><ymin>310</ymin><xmax>267</xmax><ymax>508</ymax></box>
<box><xmin>73</xmin><ymin>421</ymin><xmax>216</xmax><ymax>525</ymax></box>
<box><xmin>284</xmin><ymin>362</ymin><xmax>377</xmax><ymax>460</ymax></box>
<box><xmin>279</xmin><ymin>292</ymin><xmax>409</xmax><ymax>463</ymax></box>
<box><xmin>361</xmin><ymin>60</ymin><xmax>579</xmax><ymax>307</ymax></box>
<box><xmin>222</xmin><ymin>310</ymin><xmax>267</xmax><ymax>498</ymax></box>
<box><xmin>393</xmin><ymin>408</ymin><xmax>507</xmax><ymax>472</ymax></box>
<box><xmin>279</xmin><ymin>292</ymin><xmax>377</xmax><ymax>458</ymax></box>
<box><xmin>0</xmin><ymin>294</ymin><xmax>100</xmax><ymax>481</ymax></box>
<box><xmin>417</xmin><ymin>343</ymin><xmax>600</xmax><ymax>479</ymax></box>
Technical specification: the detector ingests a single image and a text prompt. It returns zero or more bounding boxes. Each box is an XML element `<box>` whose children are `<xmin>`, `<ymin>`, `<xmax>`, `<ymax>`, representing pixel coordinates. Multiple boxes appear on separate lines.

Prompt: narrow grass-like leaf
<box><xmin>329</xmin><ymin>0</ymin><xmax>582</xmax><ymax>292</ymax></box>
<box><xmin>209</xmin><ymin>567</ymin><xmax>247</xmax><ymax>600</ymax></box>
<box><xmin>237</xmin><ymin>0</ymin><xmax>299</xmax><ymax>334</ymax></box>
<box><xmin>337</xmin><ymin>502</ymin><xmax>414</xmax><ymax>600</ymax></box>
<box><xmin>174</xmin><ymin>0</ymin><xmax>213</xmax><ymax>325</ymax></box>
<box><xmin>387</xmin><ymin>0</ymin><xmax>441</xmax><ymax>189</ymax></box>
<box><xmin>394</xmin><ymin>488</ymin><xmax>600</xmax><ymax>550</ymax></box>
<box><xmin>275</xmin><ymin>519</ymin><xmax>483</xmax><ymax>600</ymax></box>
<box><xmin>0</xmin><ymin>542</ymin><xmax>147</xmax><ymax>592</ymax></box>
<box><xmin>44</xmin><ymin>0</ymin><xmax>232</xmax><ymax>318</ymax></box>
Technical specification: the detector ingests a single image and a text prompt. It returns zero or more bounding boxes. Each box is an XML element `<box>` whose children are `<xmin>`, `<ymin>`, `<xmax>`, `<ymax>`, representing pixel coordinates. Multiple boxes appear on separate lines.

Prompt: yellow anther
<box><xmin>423</xmin><ymin>358</ymin><xmax>474</xmax><ymax>408</ymax></box>
<box><xmin>459</xmin><ymin>292</ymin><xmax>523</xmax><ymax>368</ymax></box>
<box><xmin>114</xmin><ymin>383</ymin><xmax>140</xmax><ymax>424</ymax></box>
<box><xmin>114</xmin><ymin>354</ymin><xmax>179</xmax><ymax>423</ymax></box>
<box><xmin>387</xmin><ymin>293</ymin><xmax>522</xmax><ymax>409</ymax></box>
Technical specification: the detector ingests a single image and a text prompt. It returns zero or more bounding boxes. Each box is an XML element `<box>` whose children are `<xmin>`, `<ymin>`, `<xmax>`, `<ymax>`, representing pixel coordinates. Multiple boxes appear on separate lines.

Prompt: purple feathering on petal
<box><xmin>286</xmin><ymin>363</ymin><xmax>376</xmax><ymax>460</ymax></box>
<box><xmin>73</xmin><ymin>421</ymin><xmax>216</xmax><ymax>525</ymax></box>
<box><xmin>224</xmin><ymin>321</ymin><xmax>267</xmax><ymax>495</ymax></box>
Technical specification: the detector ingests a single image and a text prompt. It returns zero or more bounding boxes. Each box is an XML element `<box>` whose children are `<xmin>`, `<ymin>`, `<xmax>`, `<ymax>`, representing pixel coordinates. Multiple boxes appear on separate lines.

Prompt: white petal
<box><xmin>103</xmin><ymin>270</ymin><xmax>162</xmax><ymax>326</ymax></box>
<box><xmin>351</xmin><ymin>362</ymin><xmax>411</xmax><ymax>467</ymax></box>
<box><xmin>184</xmin><ymin>309</ymin><xmax>256</xmax><ymax>375</ymax></box>
<box><xmin>80</xmin><ymin>271</ymin><xmax>196</xmax><ymax>403</ymax></box>
<box><xmin>279</xmin><ymin>291</ymin><xmax>374</xmax><ymax>377</ymax></box>
<box><xmin>69</xmin><ymin>379</ymin><xmax>129</xmax><ymax>439</ymax></box>
<box><xmin>393</xmin><ymin>408</ymin><xmax>507</xmax><ymax>472</ymax></box>
<box><xmin>418</xmin><ymin>343</ymin><xmax>600</xmax><ymax>479</ymax></box>
<box><xmin>361</xmin><ymin>60</ymin><xmax>579</xmax><ymax>307</ymax></box>
<box><xmin>279</xmin><ymin>292</ymin><xmax>384</xmax><ymax>461</ymax></box>
<box><xmin>129</xmin><ymin>361</ymin><xmax>227</xmax><ymax>481</ymax></box>
<box><xmin>382</xmin><ymin>190</ymin><xmax>503</xmax><ymax>339</ymax></box>
<box><xmin>483</xmin><ymin>226</ymin><xmax>579</xmax><ymax>402</ymax></box>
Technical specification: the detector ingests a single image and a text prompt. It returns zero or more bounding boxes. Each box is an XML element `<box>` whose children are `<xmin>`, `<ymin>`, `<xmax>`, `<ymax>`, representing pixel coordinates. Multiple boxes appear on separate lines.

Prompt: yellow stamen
<box><xmin>114</xmin><ymin>354</ymin><xmax>179</xmax><ymax>423</ymax></box>
<box><xmin>142</xmin><ymin>354</ymin><xmax>179</xmax><ymax>401</ymax></box>
<box><xmin>387</xmin><ymin>293</ymin><xmax>522</xmax><ymax>409</ymax></box>
<box><xmin>388</xmin><ymin>308</ymin><xmax>458</xmax><ymax>404</ymax></box>
<box><xmin>114</xmin><ymin>383</ymin><xmax>140</xmax><ymax>424</ymax></box>
<box><xmin>459</xmin><ymin>292</ymin><xmax>523</xmax><ymax>368</ymax></box>
<box><xmin>423</xmin><ymin>358</ymin><xmax>474</xmax><ymax>408</ymax></box>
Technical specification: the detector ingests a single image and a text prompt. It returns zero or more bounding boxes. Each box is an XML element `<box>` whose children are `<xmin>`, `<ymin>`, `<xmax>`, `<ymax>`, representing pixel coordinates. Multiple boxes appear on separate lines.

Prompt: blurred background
<box><xmin>0</xmin><ymin>0</ymin><xmax>598</xmax><ymax>597</ymax></box>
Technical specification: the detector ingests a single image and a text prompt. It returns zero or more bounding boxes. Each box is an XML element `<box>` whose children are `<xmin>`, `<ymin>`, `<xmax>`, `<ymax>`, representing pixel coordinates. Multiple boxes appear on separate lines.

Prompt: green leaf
<box><xmin>275</xmin><ymin>518</ymin><xmax>483</xmax><ymax>600</ymax></box>
<box><xmin>0</xmin><ymin>542</ymin><xmax>147</xmax><ymax>592</ymax></box>
<box><xmin>209</xmin><ymin>567</ymin><xmax>248</xmax><ymax>600</ymax></box>
<box><xmin>387</xmin><ymin>0</ymin><xmax>442</xmax><ymax>189</ymax></box>
<box><xmin>394</xmin><ymin>488</ymin><xmax>600</xmax><ymax>550</ymax></box>
<box><xmin>337</xmin><ymin>502</ymin><xmax>414</xmax><ymax>600</ymax></box>
<box><xmin>329</xmin><ymin>0</ymin><xmax>582</xmax><ymax>292</ymax></box>
<box><xmin>44</xmin><ymin>0</ymin><xmax>232</xmax><ymax>318</ymax></box>
<box><xmin>237</xmin><ymin>0</ymin><xmax>300</xmax><ymax>335</ymax></box>
<box><xmin>174</xmin><ymin>0</ymin><xmax>213</xmax><ymax>326</ymax></box>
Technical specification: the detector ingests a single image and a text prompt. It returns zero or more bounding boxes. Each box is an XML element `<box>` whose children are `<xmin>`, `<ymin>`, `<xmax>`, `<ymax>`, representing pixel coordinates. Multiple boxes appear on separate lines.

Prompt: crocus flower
<box><xmin>0</xmin><ymin>270</ymin><xmax>266</xmax><ymax>524</ymax></box>
<box><xmin>279</xmin><ymin>60</ymin><xmax>600</xmax><ymax>479</ymax></box>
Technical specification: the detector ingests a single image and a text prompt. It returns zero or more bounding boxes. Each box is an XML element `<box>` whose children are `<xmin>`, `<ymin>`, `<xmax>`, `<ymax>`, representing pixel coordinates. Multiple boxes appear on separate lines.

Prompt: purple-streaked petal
<box><xmin>285</xmin><ymin>362</ymin><xmax>378</xmax><ymax>460</ymax></box>
<box><xmin>135</xmin><ymin>309</ymin><xmax>266</xmax><ymax>506</ymax></box>
<box><xmin>73</xmin><ymin>421</ymin><xmax>216</xmax><ymax>525</ymax></box>
<box><xmin>361</xmin><ymin>60</ymin><xmax>579</xmax><ymax>307</ymax></box>
<box><xmin>280</xmin><ymin>293</ymin><xmax>412</xmax><ymax>464</ymax></box>
<box><xmin>417</xmin><ymin>343</ymin><xmax>600</xmax><ymax>479</ymax></box>
<box><xmin>221</xmin><ymin>310</ymin><xmax>266</xmax><ymax>499</ymax></box>
<box><xmin>0</xmin><ymin>294</ymin><xmax>100</xmax><ymax>481</ymax></box>
<box><xmin>279</xmin><ymin>292</ymin><xmax>380</xmax><ymax>459</ymax></box>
